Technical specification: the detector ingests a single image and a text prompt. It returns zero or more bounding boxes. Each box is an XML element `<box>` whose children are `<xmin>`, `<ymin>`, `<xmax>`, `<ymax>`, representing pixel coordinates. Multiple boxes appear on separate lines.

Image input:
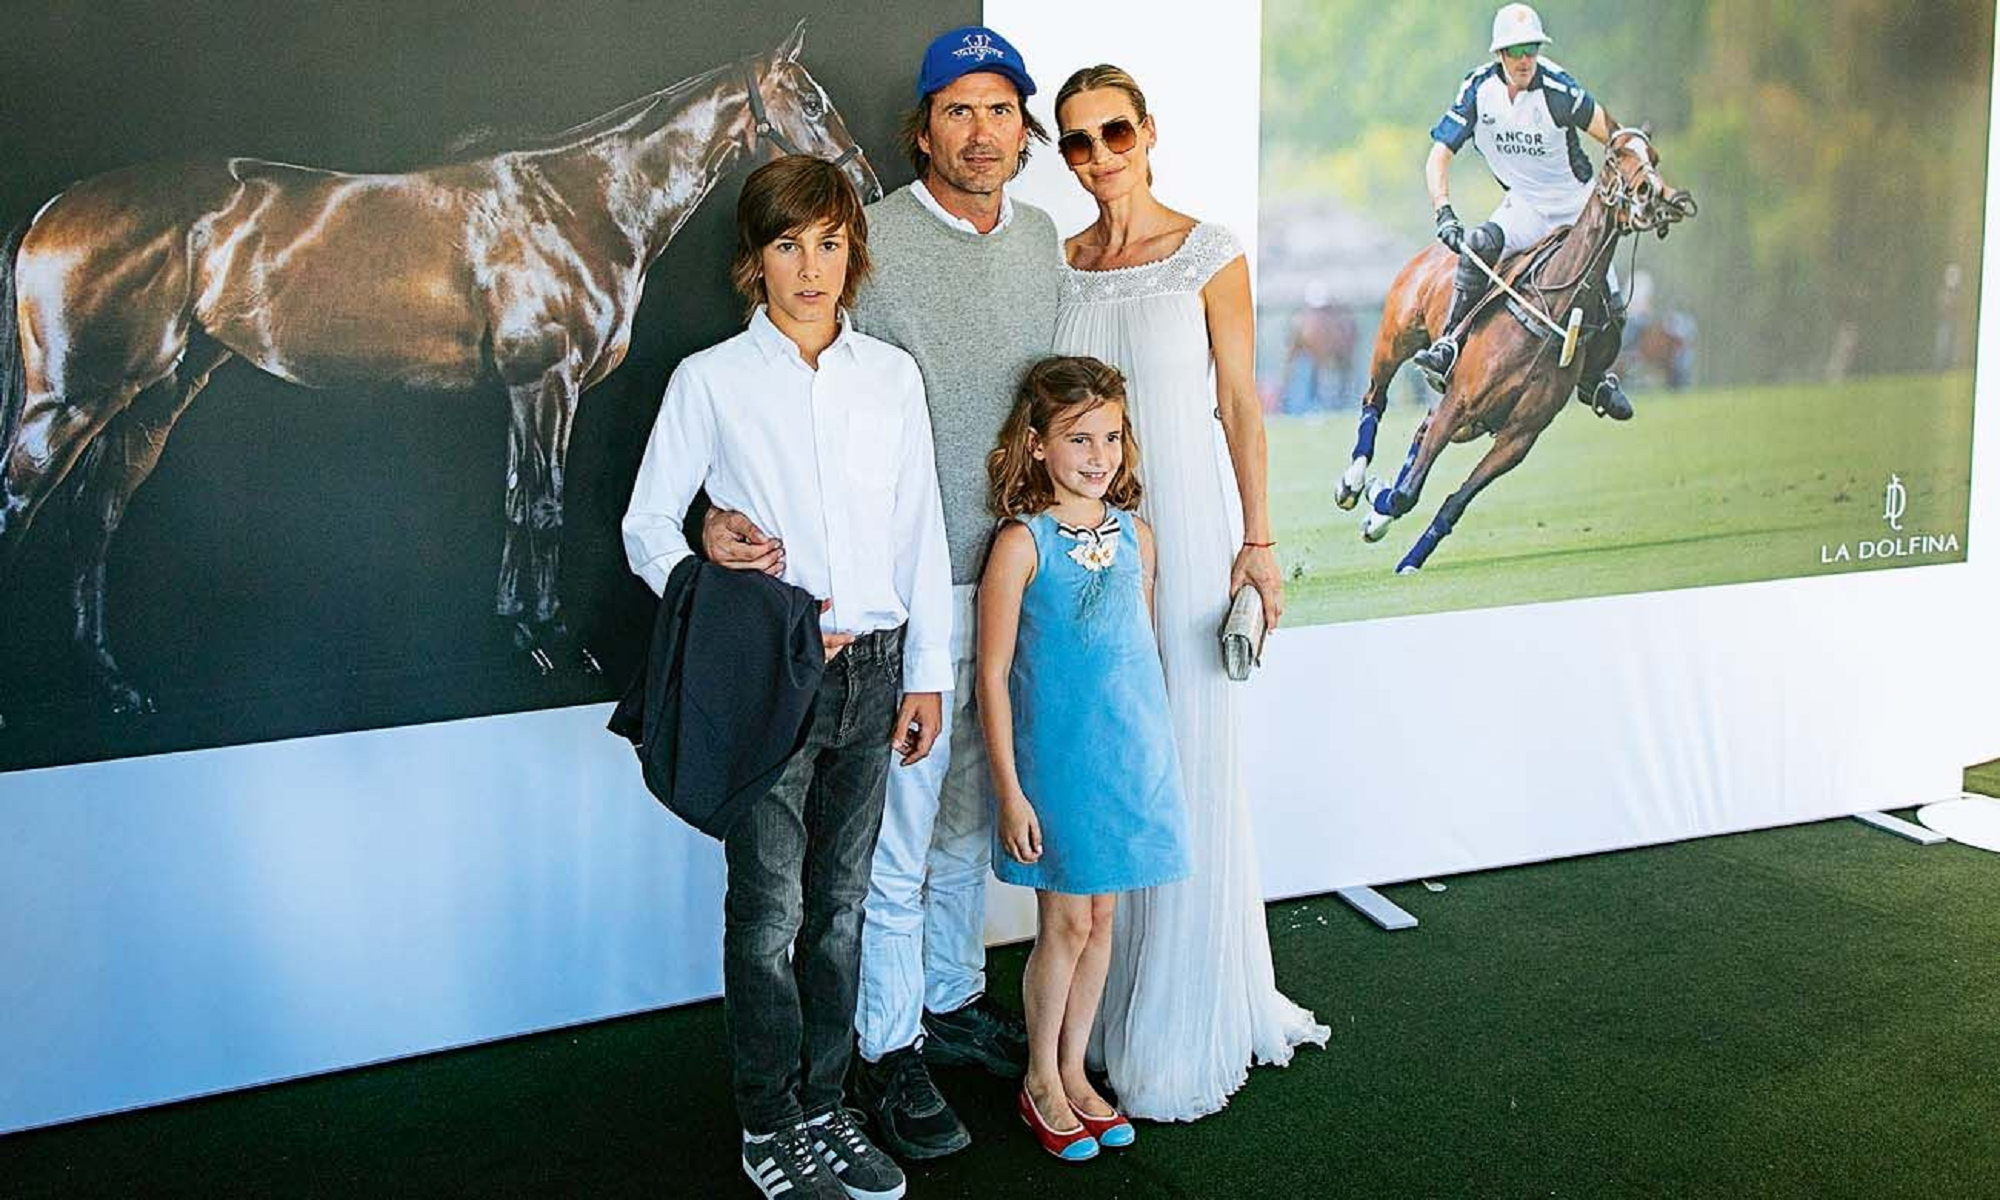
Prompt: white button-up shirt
<box><xmin>621</xmin><ymin>308</ymin><xmax>953</xmax><ymax>694</ymax></box>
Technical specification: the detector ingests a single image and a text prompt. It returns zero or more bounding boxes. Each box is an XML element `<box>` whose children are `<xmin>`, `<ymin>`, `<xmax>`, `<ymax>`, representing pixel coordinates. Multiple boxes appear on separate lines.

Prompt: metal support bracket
<box><xmin>1852</xmin><ymin>811</ymin><xmax>1946</xmax><ymax>845</ymax></box>
<box><xmin>1336</xmin><ymin>886</ymin><xmax>1418</xmax><ymax>931</ymax></box>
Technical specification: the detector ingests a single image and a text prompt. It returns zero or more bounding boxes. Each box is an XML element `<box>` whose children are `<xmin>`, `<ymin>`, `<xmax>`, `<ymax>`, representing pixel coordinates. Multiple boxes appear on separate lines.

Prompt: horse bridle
<box><xmin>1524</xmin><ymin>131</ymin><xmax>1656</xmax><ymax>329</ymax></box>
<box><xmin>1521</xmin><ymin>129</ymin><xmax>1692</xmax><ymax>351</ymax></box>
<box><xmin>1596</xmin><ymin>128</ymin><xmax>1672</xmax><ymax>234</ymax></box>
<box><xmin>745</xmin><ymin>64</ymin><xmax>863</xmax><ymax>170</ymax></box>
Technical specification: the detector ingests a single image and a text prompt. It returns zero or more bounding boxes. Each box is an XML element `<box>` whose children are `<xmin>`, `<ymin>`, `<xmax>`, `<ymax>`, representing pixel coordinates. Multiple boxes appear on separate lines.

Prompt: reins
<box><xmin>1519</xmin><ymin>132</ymin><xmax>1662</xmax><ymax>340</ymax></box>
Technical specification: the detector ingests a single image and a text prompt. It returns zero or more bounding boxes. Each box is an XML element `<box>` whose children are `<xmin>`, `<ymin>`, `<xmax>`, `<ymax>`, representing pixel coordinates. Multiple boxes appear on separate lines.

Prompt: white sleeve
<box><xmin>890</xmin><ymin>358</ymin><xmax>954</xmax><ymax>693</ymax></box>
<box><xmin>620</xmin><ymin>362</ymin><xmax>715</xmax><ymax>597</ymax></box>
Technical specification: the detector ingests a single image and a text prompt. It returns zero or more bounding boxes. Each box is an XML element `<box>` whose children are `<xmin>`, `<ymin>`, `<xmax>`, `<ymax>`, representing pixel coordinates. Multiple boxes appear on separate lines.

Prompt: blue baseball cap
<box><xmin>915</xmin><ymin>26</ymin><xmax>1037</xmax><ymax>102</ymax></box>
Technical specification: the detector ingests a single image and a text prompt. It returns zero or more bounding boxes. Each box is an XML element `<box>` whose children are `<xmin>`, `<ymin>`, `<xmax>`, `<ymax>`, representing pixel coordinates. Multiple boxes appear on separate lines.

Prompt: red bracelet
<box><xmin>1243</xmin><ymin>539</ymin><xmax>1277</xmax><ymax>549</ymax></box>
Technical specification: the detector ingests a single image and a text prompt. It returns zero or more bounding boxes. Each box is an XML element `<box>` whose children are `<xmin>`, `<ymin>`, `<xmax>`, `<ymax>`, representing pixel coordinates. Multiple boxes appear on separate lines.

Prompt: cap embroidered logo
<box><xmin>954</xmin><ymin>33</ymin><xmax>1003</xmax><ymax>62</ymax></box>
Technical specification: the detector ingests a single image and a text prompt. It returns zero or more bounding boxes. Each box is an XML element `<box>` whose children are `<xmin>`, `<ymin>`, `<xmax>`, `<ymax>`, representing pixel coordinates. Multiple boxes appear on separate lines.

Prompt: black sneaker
<box><xmin>742</xmin><ymin>1124</ymin><xmax>846</xmax><ymax>1200</ymax></box>
<box><xmin>852</xmin><ymin>1045</ymin><xmax>971</xmax><ymax>1160</ymax></box>
<box><xmin>805</xmin><ymin>1107</ymin><xmax>908</xmax><ymax>1200</ymax></box>
<box><xmin>921</xmin><ymin>994</ymin><xmax>1029</xmax><ymax>1078</ymax></box>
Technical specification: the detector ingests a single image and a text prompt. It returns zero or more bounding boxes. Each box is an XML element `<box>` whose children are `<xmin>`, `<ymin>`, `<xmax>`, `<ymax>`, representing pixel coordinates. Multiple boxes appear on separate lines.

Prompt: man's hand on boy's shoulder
<box><xmin>701</xmin><ymin>506</ymin><xmax>785</xmax><ymax>575</ymax></box>
<box><xmin>892</xmin><ymin>691</ymin><xmax>943</xmax><ymax>767</ymax></box>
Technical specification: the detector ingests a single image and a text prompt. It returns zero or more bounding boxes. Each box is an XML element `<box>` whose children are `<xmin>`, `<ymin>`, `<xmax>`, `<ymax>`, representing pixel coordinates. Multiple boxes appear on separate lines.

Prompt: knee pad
<box><xmin>1454</xmin><ymin>223</ymin><xmax>1505</xmax><ymax>293</ymax></box>
<box><xmin>1464</xmin><ymin>221</ymin><xmax>1505</xmax><ymax>262</ymax></box>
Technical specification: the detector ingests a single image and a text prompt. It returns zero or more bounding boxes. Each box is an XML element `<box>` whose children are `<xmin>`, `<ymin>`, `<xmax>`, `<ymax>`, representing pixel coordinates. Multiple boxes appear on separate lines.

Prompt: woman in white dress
<box><xmin>1050</xmin><ymin>64</ymin><xmax>1330</xmax><ymax>1121</ymax></box>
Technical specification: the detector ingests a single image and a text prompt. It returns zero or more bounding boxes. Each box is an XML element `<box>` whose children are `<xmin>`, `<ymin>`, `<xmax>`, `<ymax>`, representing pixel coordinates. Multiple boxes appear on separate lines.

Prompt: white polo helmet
<box><xmin>1490</xmin><ymin>3</ymin><xmax>1552</xmax><ymax>53</ymax></box>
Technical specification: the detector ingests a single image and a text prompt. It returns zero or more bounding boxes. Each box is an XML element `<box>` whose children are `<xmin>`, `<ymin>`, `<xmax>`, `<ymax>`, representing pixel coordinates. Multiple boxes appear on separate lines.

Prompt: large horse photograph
<box><xmin>1257</xmin><ymin>0</ymin><xmax>1989</xmax><ymax>626</ymax></box>
<box><xmin>0</xmin><ymin>1</ymin><xmax>962</xmax><ymax>771</ymax></box>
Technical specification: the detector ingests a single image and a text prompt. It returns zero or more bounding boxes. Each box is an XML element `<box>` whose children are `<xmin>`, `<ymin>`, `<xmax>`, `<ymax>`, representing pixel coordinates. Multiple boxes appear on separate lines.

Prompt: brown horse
<box><xmin>1331</xmin><ymin>129</ymin><xmax>1694</xmax><ymax>574</ymax></box>
<box><xmin>0</xmin><ymin>21</ymin><xmax>878</xmax><ymax>715</ymax></box>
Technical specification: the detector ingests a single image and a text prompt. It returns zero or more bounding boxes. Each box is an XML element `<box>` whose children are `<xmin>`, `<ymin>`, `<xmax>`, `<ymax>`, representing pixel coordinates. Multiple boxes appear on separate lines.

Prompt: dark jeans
<box><xmin>723</xmin><ymin>624</ymin><xmax>903</xmax><ymax>1134</ymax></box>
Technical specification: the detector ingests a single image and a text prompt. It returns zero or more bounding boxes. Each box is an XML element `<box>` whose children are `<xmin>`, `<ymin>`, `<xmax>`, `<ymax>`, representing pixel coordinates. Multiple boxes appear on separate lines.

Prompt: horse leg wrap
<box><xmin>1399</xmin><ymin>491</ymin><xmax>1468</xmax><ymax>571</ymax></box>
<box><xmin>1399</xmin><ymin>522</ymin><xmax>1447</xmax><ymax>573</ymax></box>
<box><xmin>1353</xmin><ymin>405</ymin><xmax>1381</xmax><ymax>462</ymax></box>
<box><xmin>1375</xmin><ymin>480</ymin><xmax>1422</xmax><ymax>519</ymax></box>
<box><xmin>1375</xmin><ymin>424</ymin><xmax>1427</xmax><ymax>517</ymax></box>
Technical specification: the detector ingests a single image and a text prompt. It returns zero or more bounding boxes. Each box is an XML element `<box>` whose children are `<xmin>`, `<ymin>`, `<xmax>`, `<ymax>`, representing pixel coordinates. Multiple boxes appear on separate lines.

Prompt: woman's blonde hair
<box><xmin>988</xmin><ymin>356</ymin><xmax>1143</xmax><ymax>518</ymax></box>
<box><xmin>1054</xmin><ymin>63</ymin><xmax>1150</xmax><ymax>127</ymax></box>
<box><xmin>1053</xmin><ymin>64</ymin><xmax>1154</xmax><ymax>185</ymax></box>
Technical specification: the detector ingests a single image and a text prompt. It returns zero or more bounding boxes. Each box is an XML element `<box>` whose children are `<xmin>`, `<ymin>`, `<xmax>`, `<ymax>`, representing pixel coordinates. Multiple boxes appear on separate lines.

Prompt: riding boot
<box><xmin>1411</xmin><ymin>292</ymin><xmax>1469</xmax><ymax>391</ymax></box>
<box><xmin>1575</xmin><ymin>291</ymin><xmax>1633</xmax><ymax>420</ymax></box>
<box><xmin>1413</xmin><ymin>242</ymin><xmax>1496</xmax><ymax>391</ymax></box>
<box><xmin>1579</xmin><ymin>372</ymin><xmax>1634</xmax><ymax>420</ymax></box>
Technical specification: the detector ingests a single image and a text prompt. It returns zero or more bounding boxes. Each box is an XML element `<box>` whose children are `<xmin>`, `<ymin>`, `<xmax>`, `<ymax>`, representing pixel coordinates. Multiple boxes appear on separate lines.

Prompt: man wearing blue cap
<box><xmin>704</xmin><ymin>25</ymin><xmax>1060</xmax><ymax>1163</ymax></box>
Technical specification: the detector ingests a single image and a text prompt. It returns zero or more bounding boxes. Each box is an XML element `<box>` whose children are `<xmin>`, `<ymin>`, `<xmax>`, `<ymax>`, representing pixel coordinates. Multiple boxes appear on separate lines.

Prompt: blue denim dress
<box><xmin>993</xmin><ymin>509</ymin><xmax>1191</xmax><ymax>896</ymax></box>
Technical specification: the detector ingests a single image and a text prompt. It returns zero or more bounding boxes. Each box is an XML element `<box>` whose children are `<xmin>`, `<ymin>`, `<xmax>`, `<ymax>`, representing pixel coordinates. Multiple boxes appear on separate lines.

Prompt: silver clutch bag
<box><xmin>1219</xmin><ymin>586</ymin><xmax>1266</xmax><ymax>682</ymax></box>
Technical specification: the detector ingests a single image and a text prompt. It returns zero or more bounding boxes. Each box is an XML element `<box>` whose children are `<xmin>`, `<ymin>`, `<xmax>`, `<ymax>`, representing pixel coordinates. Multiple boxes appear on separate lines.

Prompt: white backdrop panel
<box><xmin>0</xmin><ymin>708</ymin><xmax>721</xmax><ymax>1133</ymax></box>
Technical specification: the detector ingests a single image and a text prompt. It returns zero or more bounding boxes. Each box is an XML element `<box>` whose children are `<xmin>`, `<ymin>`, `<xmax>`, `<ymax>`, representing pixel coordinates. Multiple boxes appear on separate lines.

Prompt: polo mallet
<box><xmin>1465</xmin><ymin>249</ymin><xmax>1584</xmax><ymax>367</ymax></box>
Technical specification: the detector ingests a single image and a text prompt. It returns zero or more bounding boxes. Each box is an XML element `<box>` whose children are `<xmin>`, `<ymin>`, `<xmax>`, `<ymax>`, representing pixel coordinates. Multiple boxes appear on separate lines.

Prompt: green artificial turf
<box><xmin>1271</xmin><ymin>371</ymin><xmax>1976</xmax><ymax>626</ymax></box>
<box><xmin>1967</xmin><ymin>759</ymin><xmax>2000</xmax><ymax>798</ymax></box>
<box><xmin>5</xmin><ymin>818</ymin><xmax>1999</xmax><ymax>1198</ymax></box>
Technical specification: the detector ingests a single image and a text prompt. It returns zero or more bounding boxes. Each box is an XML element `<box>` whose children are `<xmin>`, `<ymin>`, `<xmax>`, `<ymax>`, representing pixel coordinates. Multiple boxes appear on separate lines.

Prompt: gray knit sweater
<box><xmin>853</xmin><ymin>185</ymin><xmax>1061</xmax><ymax>584</ymax></box>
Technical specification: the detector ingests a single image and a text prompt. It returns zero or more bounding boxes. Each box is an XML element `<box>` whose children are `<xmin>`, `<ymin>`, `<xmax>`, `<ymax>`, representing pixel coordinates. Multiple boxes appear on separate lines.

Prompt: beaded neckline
<box><xmin>1058</xmin><ymin>223</ymin><xmax>1240</xmax><ymax>305</ymax></box>
<box><xmin>1062</xmin><ymin>222</ymin><xmax>1207</xmax><ymax>277</ymax></box>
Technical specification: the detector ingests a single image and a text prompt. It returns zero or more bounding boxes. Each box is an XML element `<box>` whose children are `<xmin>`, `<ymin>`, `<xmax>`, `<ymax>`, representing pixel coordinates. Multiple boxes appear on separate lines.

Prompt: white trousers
<box><xmin>855</xmin><ymin>585</ymin><xmax>993</xmax><ymax>1060</ymax></box>
<box><xmin>1488</xmin><ymin>189</ymin><xmax>1621</xmax><ymax>294</ymax></box>
<box><xmin>1496</xmin><ymin>188</ymin><xmax>1584</xmax><ymax>253</ymax></box>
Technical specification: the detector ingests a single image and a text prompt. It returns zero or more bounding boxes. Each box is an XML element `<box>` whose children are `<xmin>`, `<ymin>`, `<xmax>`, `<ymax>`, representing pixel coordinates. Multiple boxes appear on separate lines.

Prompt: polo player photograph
<box><xmin>1257</xmin><ymin>0</ymin><xmax>1986</xmax><ymax>625</ymax></box>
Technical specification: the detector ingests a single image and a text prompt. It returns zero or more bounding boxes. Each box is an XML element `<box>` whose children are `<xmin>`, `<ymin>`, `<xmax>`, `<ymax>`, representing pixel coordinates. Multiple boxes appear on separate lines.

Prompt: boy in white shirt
<box><xmin>622</xmin><ymin>154</ymin><xmax>952</xmax><ymax>1200</ymax></box>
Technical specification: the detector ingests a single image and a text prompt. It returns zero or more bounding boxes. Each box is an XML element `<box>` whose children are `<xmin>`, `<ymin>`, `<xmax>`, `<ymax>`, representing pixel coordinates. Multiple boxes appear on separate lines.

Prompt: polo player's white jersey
<box><xmin>1432</xmin><ymin>59</ymin><xmax>1597</xmax><ymax>219</ymax></box>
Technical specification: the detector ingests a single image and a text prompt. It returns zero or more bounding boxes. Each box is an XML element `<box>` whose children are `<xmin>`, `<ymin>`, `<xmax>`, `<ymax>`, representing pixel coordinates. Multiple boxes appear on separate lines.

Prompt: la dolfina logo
<box><xmin>1819</xmin><ymin>473</ymin><xmax>1962</xmax><ymax>564</ymax></box>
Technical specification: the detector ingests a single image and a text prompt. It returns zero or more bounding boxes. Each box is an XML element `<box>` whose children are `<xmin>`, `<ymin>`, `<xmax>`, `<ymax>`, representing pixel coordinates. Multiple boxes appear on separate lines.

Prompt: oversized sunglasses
<box><xmin>1500</xmin><ymin>42</ymin><xmax>1541</xmax><ymax>58</ymax></box>
<box><xmin>1057</xmin><ymin>118</ymin><xmax>1140</xmax><ymax>166</ymax></box>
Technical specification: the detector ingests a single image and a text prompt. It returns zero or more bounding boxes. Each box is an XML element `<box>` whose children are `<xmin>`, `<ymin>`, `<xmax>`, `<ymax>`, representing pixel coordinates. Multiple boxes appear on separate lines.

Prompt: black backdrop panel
<box><xmin>0</xmin><ymin>0</ymin><xmax>973</xmax><ymax>771</ymax></box>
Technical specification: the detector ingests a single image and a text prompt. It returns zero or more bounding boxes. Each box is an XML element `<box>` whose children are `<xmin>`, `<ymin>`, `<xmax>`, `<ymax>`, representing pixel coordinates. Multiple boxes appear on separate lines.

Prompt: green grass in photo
<box><xmin>1271</xmin><ymin>370</ymin><xmax>1976</xmax><ymax>626</ymax></box>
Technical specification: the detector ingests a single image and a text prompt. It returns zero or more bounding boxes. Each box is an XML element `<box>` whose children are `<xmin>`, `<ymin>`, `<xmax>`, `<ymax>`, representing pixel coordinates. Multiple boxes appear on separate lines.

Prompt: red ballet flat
<box><xmin>1018</xmin><ymin>1087</ymin><xmax>1100</xmax><ymax>1161</ymax></box>
<box><xmin>1068</xmin><ymin>1099</ymin><xmax>1136</xmax><ymax>1149</ymax></box>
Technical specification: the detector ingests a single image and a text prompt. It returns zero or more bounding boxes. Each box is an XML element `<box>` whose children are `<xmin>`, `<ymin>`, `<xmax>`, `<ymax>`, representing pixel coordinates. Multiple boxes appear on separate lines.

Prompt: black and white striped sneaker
<box><xmin>742</xmin><ymin>1124</ymin><xmax>846</xmax><ymax>1199</ymax></box>
<box><xmin>805</xmin><ymin>1107</ymin><xmax>908</xmax><ymax>1200</ymax></box>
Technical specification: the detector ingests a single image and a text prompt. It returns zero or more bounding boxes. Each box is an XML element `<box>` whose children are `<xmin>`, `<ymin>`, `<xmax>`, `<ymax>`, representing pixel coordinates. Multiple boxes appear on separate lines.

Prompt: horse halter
<box><xmin>745</xmin><ymin>64</ymin><xmax>862</xmax><ymax>170</ymax></box>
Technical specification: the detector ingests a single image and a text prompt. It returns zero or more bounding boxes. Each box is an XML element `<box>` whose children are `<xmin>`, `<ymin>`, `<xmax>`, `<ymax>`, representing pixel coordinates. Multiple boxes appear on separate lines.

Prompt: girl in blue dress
<box><xmin>977</xmin><ymin>355</ymin><xmax>1191</xmax><ymax>1162</ymax></box>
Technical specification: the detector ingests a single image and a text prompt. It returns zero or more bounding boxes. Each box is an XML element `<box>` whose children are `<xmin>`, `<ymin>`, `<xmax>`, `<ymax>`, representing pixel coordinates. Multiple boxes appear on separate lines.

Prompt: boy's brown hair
<box><xmin>730</xmin><ymin>154</ymin><xmax>873</xmax><ymax>317</ymax></box>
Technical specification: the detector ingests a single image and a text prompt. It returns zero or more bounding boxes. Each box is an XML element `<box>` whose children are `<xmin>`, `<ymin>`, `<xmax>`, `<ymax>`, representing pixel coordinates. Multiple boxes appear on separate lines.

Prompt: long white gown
<box><xmin>1056</xmin><ymin>222</ymin><xmax>1330</xmax><ymax>1121</ymax></box>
